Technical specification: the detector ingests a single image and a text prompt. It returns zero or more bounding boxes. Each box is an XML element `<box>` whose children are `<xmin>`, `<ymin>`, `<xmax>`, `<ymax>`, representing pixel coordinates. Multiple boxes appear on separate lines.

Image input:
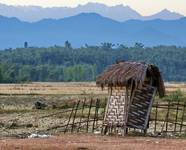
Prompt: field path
<box><xmin>1</xmin><ymin>134</ymin><xmax>186</xmax><ymax>150</ymax></box>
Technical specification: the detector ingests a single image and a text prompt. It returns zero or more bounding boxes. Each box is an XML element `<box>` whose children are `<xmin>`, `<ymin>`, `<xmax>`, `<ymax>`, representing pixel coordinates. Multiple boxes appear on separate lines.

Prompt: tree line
<box><xmin>0</xmin><ymin>43</ymin><xmax>186</xmax><ymax>83</ymax></box>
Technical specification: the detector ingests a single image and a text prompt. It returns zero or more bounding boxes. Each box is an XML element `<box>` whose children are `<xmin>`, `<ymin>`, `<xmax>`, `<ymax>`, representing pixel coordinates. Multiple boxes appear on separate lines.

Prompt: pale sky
<box><xmin>0</xmin><ymin>0</ymin><xmax>185</xmax><ymax>16</ymax></box>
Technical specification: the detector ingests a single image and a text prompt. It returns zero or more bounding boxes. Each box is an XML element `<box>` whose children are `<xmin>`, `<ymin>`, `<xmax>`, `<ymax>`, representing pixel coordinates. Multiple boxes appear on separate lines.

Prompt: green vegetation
<box><xmin>0</xmin><ymin>64</ymin><xmax>3</xmax><ymax>82</ymax></box>
<box><xmin>0</xmin><ymin>43</ymin><xmax>186</xmax><ymax>83</ymax></box>
<box><xmin>163</xmin><ymin>89</ymin><xmax>186</xmax><ymax>102</ymax></box>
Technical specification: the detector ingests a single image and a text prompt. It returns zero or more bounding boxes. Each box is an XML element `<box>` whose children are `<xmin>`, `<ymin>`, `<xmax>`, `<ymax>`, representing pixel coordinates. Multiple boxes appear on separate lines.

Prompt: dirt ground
<box><xmin>1</xmin><ymin>134</ymin><xmax>186</xmax><ymax>150</ymax></box>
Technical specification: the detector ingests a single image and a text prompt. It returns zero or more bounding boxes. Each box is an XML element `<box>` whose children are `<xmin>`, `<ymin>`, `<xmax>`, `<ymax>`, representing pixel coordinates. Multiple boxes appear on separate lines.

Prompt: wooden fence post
<box><xmin>71</xmin><ymin>100</ymin><xmax>80</xmax><ymax>133</ymax></box>
<box><xmin>96</xmin><ymin>99</ymin><xmax>100</xmax><ymax>128</ymax></box>
<box><xmin>154</xmin><ymin>102</ymin><xmax>158</xmax><ymax>133</ymax></box>
<box><xmin>77</xmin><ymin>98</ymin><xmax>86</xmax><ymax>132</ymax></box>
<box><xmin>165</xmin><ymin>101</ymin><xmax>171</xmax><ymax>132</ymax></box>
<box><xmin>174</xmin><ymin>100</ymin><xmax>179</xmax><ymax>132</ymax></box>
<box><xmin>64</xmin><ymin>102</ymin><xmax>76</xmax><ymax>133</ymax></box>
<box><xmin>86</xmin><ymin>98</ymin><xmax>93</xmax><ymax>133</ymax></box>
<box><xmin>92</xmin><ymin>99</ymin><xmax>99</xmax><ymax>132</ymax></box>
<box><xmin>180</xmin><ymin>102</ymin><xmax>186</xmax><ymax>133</ymax></box>
<box><xmin>101</xmin><ymin>97</ymin><xmax>108</xmax><ymax>135</ymax></box>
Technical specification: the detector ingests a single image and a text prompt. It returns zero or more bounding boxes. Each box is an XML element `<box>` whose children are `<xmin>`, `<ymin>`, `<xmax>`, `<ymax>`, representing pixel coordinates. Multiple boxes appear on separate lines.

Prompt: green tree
<box><xmin>65</xmin><ymin>41</ymin><xmax>72</xmax><ymax>49</ymax></box>
<box><xmin>101</xmin><ymin>42</ymin><xmax>114</xmax><ymax>50</ymax></box>
<box><xmin>24</xmin><ymin>41</ymin><xmax>28</xmax><ymax>48</ymax></box>
<box><xmin>0</xmin><ymin>44</ymin><xmax>186</xmax><ymax>82</ymax></box>
<box><xmin>0</xmin><ymin>64</ymin><xmax>3</xmax><ymax>83</ymax></box>
<box><xmin>134</xmin><ymin>42</ymin><xmax>144</xmax><ymax>49</ymax></box>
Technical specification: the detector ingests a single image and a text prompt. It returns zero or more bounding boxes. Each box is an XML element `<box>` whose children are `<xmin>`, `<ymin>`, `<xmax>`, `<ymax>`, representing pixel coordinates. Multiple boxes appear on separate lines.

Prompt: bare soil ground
<box><xmin>1</xmin><ymin>134</ymin><xmax>186</xmax><ymax>150</ymax></box>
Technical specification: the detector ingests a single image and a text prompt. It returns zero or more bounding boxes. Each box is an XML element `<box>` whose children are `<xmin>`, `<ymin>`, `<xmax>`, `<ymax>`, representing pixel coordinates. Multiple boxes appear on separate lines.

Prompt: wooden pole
<box><xmin>64</xmin><ymin>102</ymin><xmax>76</xmax><ymax>133</ymax></box>
<box><xmin>101</xmin><ymin>97</ymin><xmax>108</xmax><ymax>135</ymax></box>
<box><xmin>123</xmin><ymin>86</ymin><xmax>129</xmax><ymax>136</ymax></box>
<box><xmin>180</xmin><ymin>102</ymin><xmax>186</xmax><ymax>133</ymax></box>
<box><xmin>103</xmin><ymin>97</ymin><xmax>107</xmax><ymax>117</ymax></box>
<box><xmin>86</xmin><ymin>98</ymin><xmax>93</xmax><ymax>133</ymax></box>
<box><xmin>92</xmin><ymin>99</ymin><xmax>99</xmax><ymax>132</ymax></box>
<box><xmin>174</xmin><ymin>100</ymin><xmax>179</xmax><ymax>132</ymax></box>
<box><xmin>77</xmin><ymin>98</ymin><xmax>86</xmax><ymax>132</ymax></box>
<box><xmin>154</xmin><ymin>102</ymin><xmax>158</xmax><ymax>133</ymax></box>
<box><xmin>96</xmin><ymin>99</ymin><xmax>100</xmax><ymax>128</ymax></box>
<box><xmin>71</xmin><ymin>100</ymin><xmax>80</xmax><ymax>133</ymax></box>
<box><xmin>165</xmin><ymin>101</ymin><xmax>171</xmax><ymax>132</ymax></box>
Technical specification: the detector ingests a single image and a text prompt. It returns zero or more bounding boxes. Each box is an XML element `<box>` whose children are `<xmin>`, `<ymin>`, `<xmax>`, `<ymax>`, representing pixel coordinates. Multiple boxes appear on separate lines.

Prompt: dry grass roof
<box><xmin>96</xmin><ymin>61</ymin><xmax>165</xmax><ymax>97</ymax></box>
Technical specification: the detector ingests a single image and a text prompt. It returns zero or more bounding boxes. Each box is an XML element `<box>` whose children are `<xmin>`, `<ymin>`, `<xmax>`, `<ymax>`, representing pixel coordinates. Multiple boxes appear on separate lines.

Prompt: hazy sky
<box><xmin>0</xmin><ymin>0</ymin><xmax>185</xmax><ymax>16</ymax></box>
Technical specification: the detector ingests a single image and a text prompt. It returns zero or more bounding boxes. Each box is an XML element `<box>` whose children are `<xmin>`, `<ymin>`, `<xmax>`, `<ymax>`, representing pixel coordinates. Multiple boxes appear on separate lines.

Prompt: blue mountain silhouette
<box><xmin>0</xmin><ymin>13</ymin><xmax>186</xmax><ymax>49</ymax></box>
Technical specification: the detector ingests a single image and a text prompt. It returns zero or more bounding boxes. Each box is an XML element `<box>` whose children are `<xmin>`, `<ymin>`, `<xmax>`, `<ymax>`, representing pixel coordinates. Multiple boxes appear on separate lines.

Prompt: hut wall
<box><xmin>103</xmin><ymin>84</ymin><xmax>157</xmax><ymax>135</ymax></box>
<box><xmin>103</xmin><ymin>88</ymin><xmax>130</xmax><ymax>129</ymax></box>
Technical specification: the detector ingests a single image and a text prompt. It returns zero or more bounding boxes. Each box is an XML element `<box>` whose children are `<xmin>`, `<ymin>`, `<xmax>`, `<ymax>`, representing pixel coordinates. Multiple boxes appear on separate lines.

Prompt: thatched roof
<box><xmin>96</xmin><ymin>61</ymin><xmax>165</xmax><ymax>97</ymax></box>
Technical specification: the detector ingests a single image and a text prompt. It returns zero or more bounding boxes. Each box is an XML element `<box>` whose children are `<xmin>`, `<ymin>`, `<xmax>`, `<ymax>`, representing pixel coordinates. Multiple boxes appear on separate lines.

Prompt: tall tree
<box><xmin>134</xmin><ymin>42</ymin><xmax>144</xmax><ymax>49</ymax></box>
<box><xmin>101</xmin><ymin>42</ymin><xmax>114</xmax><ymax>50</ymax></box>
<box><xmin>65</xmin><ymin>41</ymin><xmax>72</xmax><ymax>49</ymax></box>
<box><xmin>24</xmin><ymin>41</ymin><xmax>28</xmax><ymax>48</ymax></box>
<box><xmin>0</xmin><ymin>65</ymin><xmax>3</xmax><ymax>83</ymax></box>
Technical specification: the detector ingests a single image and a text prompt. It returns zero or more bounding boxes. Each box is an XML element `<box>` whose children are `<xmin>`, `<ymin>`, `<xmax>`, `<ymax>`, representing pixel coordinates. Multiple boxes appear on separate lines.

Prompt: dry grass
<box><xmin>0</xmin><ymin>82</ymin><xmax>186</xmax><ymax>138</ymax></box>
<box><xmin>0</xmin><ymin>82</ymin><xmax>107</xmax><ymax>95</ymax></box>
<box><xmin>0</xmin><ymin>82</ymin><xmax>185</xmax><ymax>95</ymax></box>
<box><xmin>164</xmin><ymin>82</ymin><xmax>186</xmax><ymax>93</ymax></box>
<box><xmin>0</xmin><ymin>82</ymin><xmax>108</xmax><ymax>137</ymax></box>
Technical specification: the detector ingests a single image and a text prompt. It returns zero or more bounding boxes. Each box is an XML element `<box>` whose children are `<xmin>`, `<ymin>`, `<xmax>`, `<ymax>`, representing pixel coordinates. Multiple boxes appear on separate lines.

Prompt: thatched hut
<box><xmin>96</xmin><ymin>60</ymin><xmax>165</xmax><ymax>135</ymax></box>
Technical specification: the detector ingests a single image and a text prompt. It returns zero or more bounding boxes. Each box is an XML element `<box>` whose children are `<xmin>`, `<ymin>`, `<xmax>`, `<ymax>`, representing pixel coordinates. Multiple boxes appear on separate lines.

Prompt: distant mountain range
<box><xmin>0</xmin><ymin>2</ymin><xmax>184</xmax><ymax>22</ymax></box>
<box><xmin>0</xmin><ymin>13</ymin><xmax>186</xmax><ymax>49</ymax></box>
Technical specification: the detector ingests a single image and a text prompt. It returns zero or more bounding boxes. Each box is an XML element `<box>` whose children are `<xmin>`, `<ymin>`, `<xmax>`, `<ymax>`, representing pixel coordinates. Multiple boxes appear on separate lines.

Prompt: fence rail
<box><xmin>151</xmin><ymin>101</ymin><xmax>186</xmax><ymax>134</ymax></box>
<box><xmin>44</xmin><ymin>98</ymin><xmax>186</xmax><ymax>136</ymax></box>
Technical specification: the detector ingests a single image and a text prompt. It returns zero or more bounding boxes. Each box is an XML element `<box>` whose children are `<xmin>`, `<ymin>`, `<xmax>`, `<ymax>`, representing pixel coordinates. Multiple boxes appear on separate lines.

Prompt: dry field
<box><xmin>0</xmin><ymin>82</ymin><xmax>108</xmax><ymax>138</ymax></box>
<box><xmin>0</xmin><ymin>82</ymin><xmax>186</xmax><ymax>95</ymax></box>
<box><xmin>0</xmin><ymin>82</ymin><xmax>186</xmax><ymax>149</ymax></box>
<box><xmin>0</xmin><ymin>82</ymin><xmax>107</xmax><ymax>95</ymax></box>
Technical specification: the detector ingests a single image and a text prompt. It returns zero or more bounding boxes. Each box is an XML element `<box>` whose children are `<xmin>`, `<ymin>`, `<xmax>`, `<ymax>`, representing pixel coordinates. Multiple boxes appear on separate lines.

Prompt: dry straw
<box><xmin>96</xmin><ymin>60</ymin><xmax>165</xmax><ymax>97</ymax></box>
